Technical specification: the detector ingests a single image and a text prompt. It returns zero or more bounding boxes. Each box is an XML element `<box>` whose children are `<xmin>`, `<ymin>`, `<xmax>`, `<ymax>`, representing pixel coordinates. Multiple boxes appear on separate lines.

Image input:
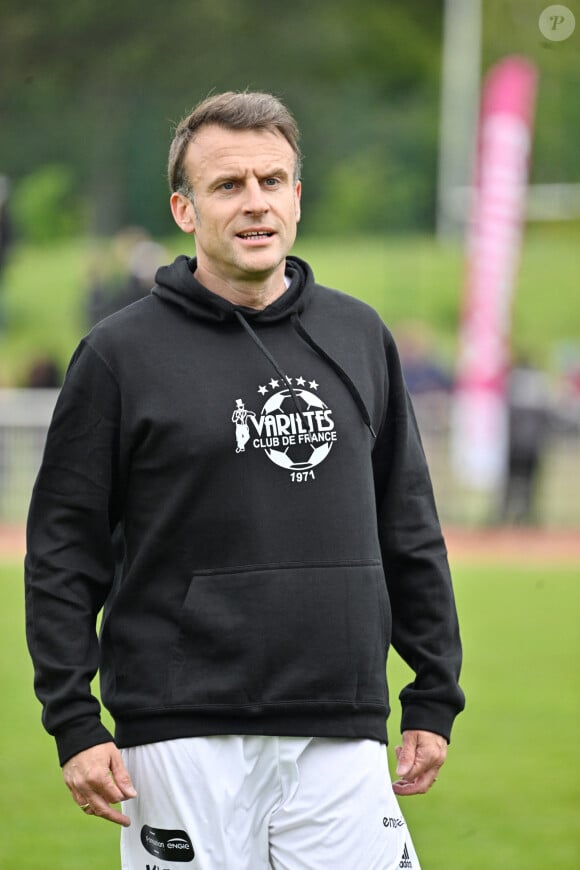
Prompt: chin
<box><xmin>239</xmin><ymin>253</ymin><xmax>285</xmax><ymax>277</ymax></box>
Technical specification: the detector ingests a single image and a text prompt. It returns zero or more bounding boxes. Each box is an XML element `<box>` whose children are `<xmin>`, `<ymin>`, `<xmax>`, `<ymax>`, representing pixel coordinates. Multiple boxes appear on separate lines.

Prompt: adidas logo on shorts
<box><xmin>399</xmin><ymin>842</ymin><xmax>413</xmax><ymax>868</ymax></box>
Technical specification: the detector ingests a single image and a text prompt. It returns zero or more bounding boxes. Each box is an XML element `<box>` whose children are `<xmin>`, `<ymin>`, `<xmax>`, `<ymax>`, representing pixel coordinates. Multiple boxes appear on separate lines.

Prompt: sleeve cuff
<box><xmin>400</xmin><ymin>700</ymin><xmax>462</xmax><ymax>744</ymax></box>
<box><xmin>55</xmin><ymin>717</ymin><xmax>115</xmax><ymax>767</ymax></box>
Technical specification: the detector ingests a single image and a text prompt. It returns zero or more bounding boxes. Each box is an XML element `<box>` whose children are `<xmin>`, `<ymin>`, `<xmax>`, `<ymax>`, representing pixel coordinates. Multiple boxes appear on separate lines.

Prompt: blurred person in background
<box><xmin>397</xmin><ymin>321</ymin><xmax>453</xmax><ymax>438</ymax></box>
<box><xmin>86</xmin><ymin>227</ymin><xmax>168</xmax><ymax>326</ymax></box>
<box><xmin>25</xmin><ymin>355</ymin><xmax>62</xmax><ymax>389</ymax></box>
<box><xmin>499</xmin><ymin>355</ymin><xmax>553</xmax><ymax>526</ymax></box>
<box><xmin>25</xmin><ymin>91</ymin><xmax>464</xmax><ymax>870</ymax></box>
<box><xmin>397</xmin><ymin>321</ymin><xmax>453</xmax><ymax>398</ymax></box>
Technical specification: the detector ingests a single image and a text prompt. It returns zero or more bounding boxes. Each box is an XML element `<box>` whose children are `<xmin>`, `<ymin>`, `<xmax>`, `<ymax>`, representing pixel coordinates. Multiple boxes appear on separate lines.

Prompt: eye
<box><xmin>264</xmin><ymin>177</ymin><xmax>280</xmax><ymax>187</ymax></box>
<box><xmin>221</xmin><ymin>181</ymin><xmax>236</xmax><ymax>191</ymax></box>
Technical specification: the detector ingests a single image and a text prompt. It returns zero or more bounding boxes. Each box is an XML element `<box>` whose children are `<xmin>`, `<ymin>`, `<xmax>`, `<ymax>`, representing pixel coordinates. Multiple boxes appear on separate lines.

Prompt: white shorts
<box><xmin>120</xmin><ymin>735</ymin><xmax>420</xmax><ymax>870</ymax></box>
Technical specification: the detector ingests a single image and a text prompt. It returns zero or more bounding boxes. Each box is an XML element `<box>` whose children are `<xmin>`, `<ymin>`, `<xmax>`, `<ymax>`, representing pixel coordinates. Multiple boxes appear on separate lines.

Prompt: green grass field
<box><xmin>2</xmin><ymin>557</ymin><xmax>578</xmax><ymax>869</ymax></box>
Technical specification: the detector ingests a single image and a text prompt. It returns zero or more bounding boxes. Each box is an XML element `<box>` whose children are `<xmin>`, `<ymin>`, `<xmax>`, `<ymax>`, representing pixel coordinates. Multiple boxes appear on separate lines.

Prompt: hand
<box><xmin>392</xmin><ymin>729</ymin><xmax>447</xmax><ymax>796</ymax></box>
<box><xmin>62</xmin><ymin>742</ymin><xmax>137</xmax><ymax>826</ymax></box>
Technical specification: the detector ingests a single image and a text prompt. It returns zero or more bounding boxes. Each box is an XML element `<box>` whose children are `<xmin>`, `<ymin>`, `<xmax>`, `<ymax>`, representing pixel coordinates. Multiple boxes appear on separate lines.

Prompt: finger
<box><xmin>67</xmin><ymin>787</ymin><xmax>95</xmax><ymax>816</ymax></box>
<box><xmin>396</xmin><ymin>731</ymin><xmax>447</xmax><ymax>782</ymax></box>
<box><xmin>76</xmin><ymin>761</ymin><xmax>127</xmax><ymax>805</ymax></box>
<box><xmin>85</xmin><ymin>796</ymin><xmax>132</xmax><ymax>827</ymax></box>
<box><xmin>392</xmin><ymin>771</ymin><xmax>438</xmax><ymax>796</ymax></box>
<box><xmin>66</xmin><ymin>769</ymin><xmax>125</xmax><ymax>816</ymax></box>
<box><xmin>70</xmin><ymin>787</ymin><xmax>131</xmax><ymax>826</ymax></box>
<box><xmin>395</xmin><ymin>733</ymin><xmax>418</xmax><ymax>777</ymax></box>
<box><xmin>400</xmin><ymin>754</ymin><xmax>431</xmax><ymax>781</ymax></box>
<box><xmin>397</xmin><ymin>758</ymin><xmax>441</xmax><ymax>788</ymax></box>
<box><xmin>110</xmin><ymin>750</ymin><xmax>137</xmax><ymax>799</ymax></box>
<box><xmin>67</xmin><ymin>784</ymin><xmax>84</xmax><ymax>804</ymax></box>
<box><xmin>73</xmin><ymin>795</ymin><xmax>91</xmax><ymax>811</ymax></box>
<box><xmin>68</xmin><ymin>784</ymin><xmax>94</xmax><ymax>811</ymax></box>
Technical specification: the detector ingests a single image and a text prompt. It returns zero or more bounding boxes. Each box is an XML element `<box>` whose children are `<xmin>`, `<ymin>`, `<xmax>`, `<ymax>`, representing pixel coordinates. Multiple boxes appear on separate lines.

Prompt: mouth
<box><xmin>236</xmin><ymin>229</ymin><xmax>275</xmax><ymax>241</ymax></box>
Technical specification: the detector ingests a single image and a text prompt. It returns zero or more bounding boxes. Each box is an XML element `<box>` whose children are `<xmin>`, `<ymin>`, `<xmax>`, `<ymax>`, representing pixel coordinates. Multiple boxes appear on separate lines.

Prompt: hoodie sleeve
<box><xmin>372</xmin><ymin>333</ymin><xmax>465</xmax><ymax>742</ymax></box>
<box><xmin>25</xmin><ymin>339</ymin><xmax>123</xmax><ymax>765</ymax></box>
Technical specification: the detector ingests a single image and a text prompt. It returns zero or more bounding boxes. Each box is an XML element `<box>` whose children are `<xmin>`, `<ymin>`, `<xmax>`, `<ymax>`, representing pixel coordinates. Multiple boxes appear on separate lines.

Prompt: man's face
<box><xmin>172</xmin><ymin>124</ymin><xmax>301</xmax><ymax>285</ymax></box>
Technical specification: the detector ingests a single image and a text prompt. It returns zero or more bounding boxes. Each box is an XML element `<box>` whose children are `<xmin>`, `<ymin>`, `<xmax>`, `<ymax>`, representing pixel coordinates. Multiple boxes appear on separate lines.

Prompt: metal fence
<box><xmin>1</xmin><ymin>388</ymin><xmax>578</xmax><ymax>527</ymax></box>
<box><xmin>0</xmin><ymin>389</ymin><xmax>60</xmax><ymax>522</ymax></box>
<box><xmin>412</xmin><ymin>393</ymin><xmax>580</xmax><ymax>529</ymax></box>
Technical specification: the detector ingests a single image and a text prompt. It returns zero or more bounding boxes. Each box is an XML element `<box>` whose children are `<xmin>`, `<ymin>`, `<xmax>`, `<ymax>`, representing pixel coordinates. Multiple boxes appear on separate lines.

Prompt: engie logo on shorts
<box><xmin>140</xmin><ymin>825</ymin><xmax>194</xmax><ymax>862</ymax></box>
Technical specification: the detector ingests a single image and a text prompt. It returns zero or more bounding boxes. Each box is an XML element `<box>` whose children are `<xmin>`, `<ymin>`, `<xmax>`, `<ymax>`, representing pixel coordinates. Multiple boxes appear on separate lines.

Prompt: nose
<box><xmin>243</xmin><ymin>179</ymin><xmax>269</xmax><ymax>214</ymax></box>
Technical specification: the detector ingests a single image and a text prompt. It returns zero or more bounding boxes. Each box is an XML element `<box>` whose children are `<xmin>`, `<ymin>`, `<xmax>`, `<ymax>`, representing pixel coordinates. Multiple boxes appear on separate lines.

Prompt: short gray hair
<box><xmin>168</xmin><ymin>91</ymin><xmax>302</xmax><ymax>195</ymax></box>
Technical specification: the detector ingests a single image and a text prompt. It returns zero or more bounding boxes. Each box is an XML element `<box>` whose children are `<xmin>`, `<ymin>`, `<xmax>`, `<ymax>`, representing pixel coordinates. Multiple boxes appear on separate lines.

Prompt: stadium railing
<box><xmin>0</xmin><ymin>389</ymin><xmax>59</xmax><ymax>523</ymax></box>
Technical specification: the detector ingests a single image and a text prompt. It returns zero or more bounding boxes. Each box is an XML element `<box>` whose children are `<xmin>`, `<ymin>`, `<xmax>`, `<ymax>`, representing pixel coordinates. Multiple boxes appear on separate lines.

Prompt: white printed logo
<box><xmin>232</xmin><ymin>376</ymin><xmax>337</xmax><ymax>481</ymax></box>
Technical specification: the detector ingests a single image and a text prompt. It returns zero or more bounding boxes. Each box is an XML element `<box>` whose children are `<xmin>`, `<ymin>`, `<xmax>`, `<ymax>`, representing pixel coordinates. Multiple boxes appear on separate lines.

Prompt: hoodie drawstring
<box><xmin>234</xmin><ymin>311</ymin><xmax>305</xmax><ymax>419</ymax></box>
<box><xmin>233</xmin><ymin>309</ymin><xmax>376</xmax><ymax>439</ymax></box>
<box><xmin>291</xmin><ymin>314</ymin><xmax>377</xmax><ymax>439</ymax></box>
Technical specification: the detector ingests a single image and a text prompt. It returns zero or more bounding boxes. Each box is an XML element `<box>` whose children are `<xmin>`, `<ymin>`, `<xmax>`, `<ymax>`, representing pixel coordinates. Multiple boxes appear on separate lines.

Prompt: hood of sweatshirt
<box><xmin>153</xmin><ymin>254</ymin><xmax>376</xmax><ymax>437</ymax></box>
<box><xmin>153</xmin><ymin>254</ymin><xmax>313</xmax><ymax>324</ymax></box>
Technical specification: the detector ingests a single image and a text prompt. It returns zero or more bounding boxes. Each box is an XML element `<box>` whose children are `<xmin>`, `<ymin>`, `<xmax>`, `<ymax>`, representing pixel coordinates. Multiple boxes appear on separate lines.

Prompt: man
<box><xmin>499</xmin><ymin>357</ymin><xmax>551</xmax><ymax>526</ymax></box>
<box><xmin>26</xmin><ymin>91</ymin><xmax>464</xmax><ymax>869</ymax></box>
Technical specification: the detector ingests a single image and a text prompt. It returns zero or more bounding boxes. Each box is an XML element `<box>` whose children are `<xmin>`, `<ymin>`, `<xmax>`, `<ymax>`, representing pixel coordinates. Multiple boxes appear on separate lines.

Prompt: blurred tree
<box><xmin>0</xmin><ymin>0</ymin><xmax>444</xmax><ymax>236</ymax></box>
<box><xmin>2</xmin><ymin>0</ymin><xmax>576</xmax><ymax>239</ymax></box>
<box><xmin>11</xmin><ymin>164</ymin><xmax>86</xmax><ymax>242</ymax></box>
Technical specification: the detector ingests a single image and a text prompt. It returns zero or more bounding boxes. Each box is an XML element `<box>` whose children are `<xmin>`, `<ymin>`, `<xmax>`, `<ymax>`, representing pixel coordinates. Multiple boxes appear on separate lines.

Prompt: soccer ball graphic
<box><xmin>260</xmin><ymin>388</ymin><xmax>335</xmax><ymax>471</ymax></box>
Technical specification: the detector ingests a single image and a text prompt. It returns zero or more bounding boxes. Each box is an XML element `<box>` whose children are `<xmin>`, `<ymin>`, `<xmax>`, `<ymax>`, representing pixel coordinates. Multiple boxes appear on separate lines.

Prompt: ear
<box><xmin>170</xmin><ymin>192</ymin><xmax>196</xmax><ymax>235</ymax></box>
<box><xmin>294</xmin><ymin>180</ymin><xmax>302</xmax><ymax>223</ymax></box>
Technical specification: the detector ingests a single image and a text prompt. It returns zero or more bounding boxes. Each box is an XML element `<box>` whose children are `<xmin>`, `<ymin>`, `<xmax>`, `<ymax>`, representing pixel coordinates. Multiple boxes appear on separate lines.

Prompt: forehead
<box><xmin>184</xmin><ymin>124</ymin><xmax>296</xmax><ymax>183</ymax></box>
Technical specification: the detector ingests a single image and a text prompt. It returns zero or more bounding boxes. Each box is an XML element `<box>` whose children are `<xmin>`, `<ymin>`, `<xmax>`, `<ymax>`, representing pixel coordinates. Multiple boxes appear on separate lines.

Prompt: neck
<box><xmin>194</xmin><ymin>262</ymin><xmax>287</xmax><ymax>310</ymax></box>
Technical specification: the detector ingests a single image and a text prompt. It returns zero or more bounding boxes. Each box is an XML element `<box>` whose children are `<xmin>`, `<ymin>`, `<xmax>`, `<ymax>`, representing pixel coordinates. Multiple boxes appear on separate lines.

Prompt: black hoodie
<box><xmin>25</xmin><ymin>255</ymin><xmax>464</xmax><ymax>766</ymax></box>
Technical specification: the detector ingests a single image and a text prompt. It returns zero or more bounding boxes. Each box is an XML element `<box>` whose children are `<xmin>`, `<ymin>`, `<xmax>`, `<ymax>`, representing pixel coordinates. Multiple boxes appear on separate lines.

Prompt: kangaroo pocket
<box><xmin>166</xmin><ymin>561</ymin><xmax>390</xmax><ymax>710</ymax></box>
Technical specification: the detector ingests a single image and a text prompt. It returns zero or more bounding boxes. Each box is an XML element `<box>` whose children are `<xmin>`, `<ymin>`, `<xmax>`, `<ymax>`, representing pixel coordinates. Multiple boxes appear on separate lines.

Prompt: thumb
<box><xmin>395</xmin><ymin>736</ymin><xmax>417</xmax><ymax>777</ymax></box>
<box><xmin>110</xmin><ymin>750</ymin><xmax>137</xmax><ymax>799</ymax></box>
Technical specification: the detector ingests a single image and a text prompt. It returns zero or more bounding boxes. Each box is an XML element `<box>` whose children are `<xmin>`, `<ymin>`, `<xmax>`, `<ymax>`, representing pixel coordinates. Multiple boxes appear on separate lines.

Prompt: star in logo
<box><xmin>252</xmin><ymin>376</ymin><xmax>317</xmax><ymax>396</ymax></box>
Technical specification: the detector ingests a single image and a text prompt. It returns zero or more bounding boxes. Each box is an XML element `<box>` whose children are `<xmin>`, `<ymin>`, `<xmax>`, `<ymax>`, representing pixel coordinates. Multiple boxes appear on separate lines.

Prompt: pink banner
<box><xmin>452</xmin><ymin>56</ymin><xmax>538</xmax><ymax>489</ymax></box>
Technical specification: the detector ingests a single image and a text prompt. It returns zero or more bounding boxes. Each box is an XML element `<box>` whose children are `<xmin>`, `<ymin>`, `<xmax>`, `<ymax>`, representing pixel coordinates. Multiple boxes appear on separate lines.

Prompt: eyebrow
<box><xmin>210</xmin><ymin>167</ymin><xmax>291</xmax><ymax>188</ymax></box>
<box><xmin>261</xmin><ymin>167</ymin><xmax>290</xmax><ymax>180</ymax></box>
